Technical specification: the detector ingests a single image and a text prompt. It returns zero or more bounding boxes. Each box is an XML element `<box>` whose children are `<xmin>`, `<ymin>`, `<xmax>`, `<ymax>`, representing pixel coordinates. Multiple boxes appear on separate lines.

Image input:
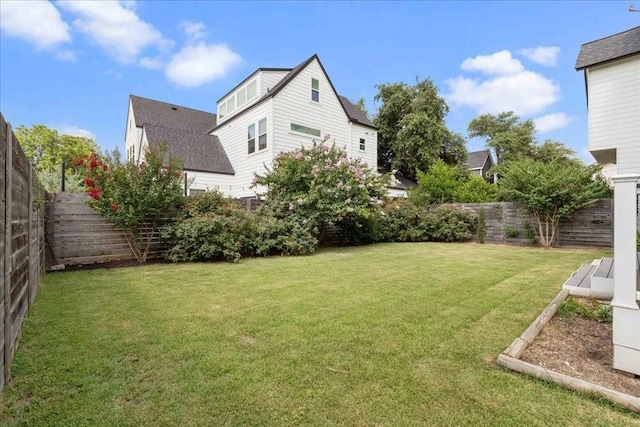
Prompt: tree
<box><xmin>498</xmin><ymin>159</ymin><xmax>609</xmax><ymax>247</ymax></box>
<box><xmin>467</xmin><ymin>112</ymin><xmax>535</xmax><ymax>164</ymax></box>
<box><xmin>76</xmin><ymin>144</ymin><xmax>184</xmax><ymax>263</ymax></box>
<box><xmin>532</xmin><ymin>139</ymin><xmax>576</xmax><ymax>164</ymax></box>
<box><xmin>374</xmin><ymin>79</ymin><xmax>466</xmax><ymax>180</ymax></box>
<box><xmin>15</xmin><ymin>124</ymin><xmax>99</xmax><ymax>192</ymax></box>
<box><xmin>255</xmin><ymin>138</ymin><xmax>389</xmax><ymax>243</ymax></box>
<box><xmin>409</xmin><ymin>159</ymin><xmax>497</xmax><ymax>205</ymax></box>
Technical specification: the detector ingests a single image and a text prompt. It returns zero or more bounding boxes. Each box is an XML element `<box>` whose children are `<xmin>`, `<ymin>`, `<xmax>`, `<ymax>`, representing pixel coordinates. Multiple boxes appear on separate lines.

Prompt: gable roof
<box><xmin>143</xmin><ymin>123</ymin><xmax>234</xmax><ymax>175</ymax></box>
<box><xmin>575</xmin><ymin>26</ymin><xmax>640</xmax><ymax>70</ymax></box>
<box><xmin>211</xmin><ymin>54</ymin><xmax>377</xmax><ymax>131</ymax></box>
<box><xmin>466</xmin><ymin>150</ymin><xmax>493</xmax><ymax>170</ymax></box>
<box><xmin>339</xmin><ymin>96</ymin><xmax>376</xmax><ymax>128</ymax></box>
<box><xmin>130</xmin><ymin>95</ymin><xmax>216</xmax><ymax>134</ymax></box>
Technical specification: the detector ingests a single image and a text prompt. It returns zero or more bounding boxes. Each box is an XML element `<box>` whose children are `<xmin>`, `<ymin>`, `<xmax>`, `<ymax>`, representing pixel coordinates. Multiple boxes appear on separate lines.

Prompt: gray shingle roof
<box><xmin>339</xmin><ymin>96</ymin><xmax>376</xmax><ymax>128</ymax></box>
<box><xmin>389</xmin><ymin>172</ymin><xmax>417</xmax><ymax>190</ymax></box>
<box><xmin>143</xmin><ymin>124</ymin><xmax>234</xmax><ymax>175</ymax></box>
<box><xmin>575</xmin><ymin>26</ymin><xmax>640</xmax><ymax>70</ymax></box>
<box><xmin>466</xmin><ymin>150</ymin><xmax>493</xmax><ymax>170</ymax></box>
<box><xmin>130</xmin><ymin>95</ymin><xmax>216</xmax><ymax>133</ymax></box>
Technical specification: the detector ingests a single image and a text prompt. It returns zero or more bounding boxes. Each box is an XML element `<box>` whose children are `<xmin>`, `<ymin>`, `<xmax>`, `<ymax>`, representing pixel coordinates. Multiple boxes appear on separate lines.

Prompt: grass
<box><xmin>1</xmin><ymin>243</ymin><xmax>637</xmax><ymax>426</ymax></box>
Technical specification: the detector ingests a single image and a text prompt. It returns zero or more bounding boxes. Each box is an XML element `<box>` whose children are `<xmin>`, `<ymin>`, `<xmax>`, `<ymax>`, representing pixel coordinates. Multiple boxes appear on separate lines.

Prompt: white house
<box><xmin>576</xmin><ymin>25</ymin><xmax>640</xmax><ymax>376</ymax></box>
<box><xmin>125</xmin><ymin>54</ymin><xmax>378</xmax><ymax>198</ymax></box>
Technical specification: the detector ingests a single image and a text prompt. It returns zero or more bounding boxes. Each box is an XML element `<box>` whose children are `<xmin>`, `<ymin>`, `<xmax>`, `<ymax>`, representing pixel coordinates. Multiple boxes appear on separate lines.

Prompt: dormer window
<box><xmin>311</xmin><ymin>78</ymin><xmax>319</xmax><ymax>102</ymax></box>
<box><xmin>219</xmin><ymin>103</ymin><xmax>227</xmax><ymax>119</ymax></box>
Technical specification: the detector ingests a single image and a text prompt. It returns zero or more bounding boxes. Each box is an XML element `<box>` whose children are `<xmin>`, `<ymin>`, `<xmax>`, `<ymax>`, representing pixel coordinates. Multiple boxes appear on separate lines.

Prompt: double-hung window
<box><xmin>359</xmin><ymin>138</ymin><xmax>366</xmax><ymax>151</ymax></box>
<box><xmin>311</xmin><ymin>78</ymin><xmax>319</xmax><ymax>102</ymax></box>
<box><xmin>248</xmin><ymin>118</ymin><xmax>268</xmax><ymax>154</ymax></box>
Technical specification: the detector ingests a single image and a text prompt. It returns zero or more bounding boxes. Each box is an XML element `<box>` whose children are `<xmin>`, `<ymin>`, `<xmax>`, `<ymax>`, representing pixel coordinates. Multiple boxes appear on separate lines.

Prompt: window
<box><xmin>219</xmin><ymin>102</ymin><xmax>227</xmax><ymax>119</ymax></box>
<box><xmin>237</xmin><ymin>87</ymin><xmax>247</xmax><ymax>107</ymax></box>
<box><xmin>227</xmin><ymin>97</ymin><xmax>235</xmax><ymax>113</ymax></box>
<box><xmin>247</xmin><ymin>123</ymin><xmax>256</xmax><ymax>154</ymax></box>
<box><xmin>290</xmin><ymin>123</ymin><xmax>321</xmax><ymax>137</ymax></box>
<box><xmin>359</xmin><ymin>138</ymin><xmax>365</xmax><ymax>151</ymax></box>
<box><xmin>311</xmin><ymin>78</ymin><xmax>319</xmax><ymax>102</ymax></box>
<box><xmin>247</xmin><ymin>80</ymin><xmax>257</xmax><ymax>99</ymax></box>
<box><xmin>258</xmin><ymin>119</ymin><xmax>267</xmax><ymax>150</ymax></box>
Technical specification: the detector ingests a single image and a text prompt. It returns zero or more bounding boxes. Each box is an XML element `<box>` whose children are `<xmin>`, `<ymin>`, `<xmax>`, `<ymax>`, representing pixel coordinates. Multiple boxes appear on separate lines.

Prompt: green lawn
<box><xmin>1</xmin><ymin>243</ymin><xmax>637</xmax><ymax>426</ymax></box>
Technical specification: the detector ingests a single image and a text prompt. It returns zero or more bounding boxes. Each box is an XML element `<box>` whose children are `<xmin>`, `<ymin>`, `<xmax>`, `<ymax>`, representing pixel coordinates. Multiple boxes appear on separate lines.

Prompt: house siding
<box><xmin>213</xmin><ymin>99</ymin><xmax>274</xmax><ymax>198</ymax></box>
<box><xmin>587</xmin><ymin>55</ymin><xmax>640</xmax><ymax>174</ymax></box>
<box><xmin>260</xmin><ymin>70</ymin><xmax>290</xmax><ymax>96</ymax></box>
<box><xmin>185</xmin><ymin>171</ymin><xmax>235</xmax><ymax>195</ymax></box>
<box><xmin>125</xmin><ymin>99</ymin><xmax>142</xmax><ymax>163</ymax></box>
<box><xmin>272</xmin><ymin>59</ymin><xmax>351</xmax><ymax>157</ymax></box>
<box><xmin>349</xmin><ymin>123</ymin><xmax>377</xmax><ymax>169</ymax></box>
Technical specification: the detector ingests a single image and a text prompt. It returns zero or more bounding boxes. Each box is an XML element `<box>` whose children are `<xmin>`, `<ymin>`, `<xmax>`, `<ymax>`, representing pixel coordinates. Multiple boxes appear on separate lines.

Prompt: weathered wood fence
<box><xmin>450</xmin><ymin>199</ymin><xmax>613</xmax><ymax>247</ymax></box>
<box><xmin>48</xmin><ymin>192</ymin><xmax>165</xmax><ymax>266</ymax></box>
<box><xmin>1</xmin><ymin>114</ymin><xmax>46</xmax><ymax>391</ymax></box>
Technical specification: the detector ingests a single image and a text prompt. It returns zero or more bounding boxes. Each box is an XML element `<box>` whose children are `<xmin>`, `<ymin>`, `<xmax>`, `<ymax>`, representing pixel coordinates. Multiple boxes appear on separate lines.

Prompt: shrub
<box><xmin>251</xmin><ymin>208</ymin><xmax>318</xmax><ymax>256</ymax></box>
<box><xmin>162</xmin><ymin>192</ymin><xmax>255</xmax><ymax>263</ymax></box>
<box><xmin>255</xmin><ymin>139</ymin><xmax>388</xmax><ymax>245</ymax></box>
<box><xmin>505</xmin><ymin>226</ymin><xmax>519</xmax><ymax>238</ymax></box>
<box><xmin>425</xmin><ymin>205</ymin><xmax>477</xmax><ymax>242</ymax></box>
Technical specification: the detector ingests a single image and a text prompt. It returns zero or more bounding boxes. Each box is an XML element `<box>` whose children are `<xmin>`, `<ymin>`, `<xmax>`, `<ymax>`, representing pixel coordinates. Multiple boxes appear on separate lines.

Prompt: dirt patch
<box><xmin>522</xmin><ymin>297</ymin><xmax>640</xmax><ymax>397</ymax></box>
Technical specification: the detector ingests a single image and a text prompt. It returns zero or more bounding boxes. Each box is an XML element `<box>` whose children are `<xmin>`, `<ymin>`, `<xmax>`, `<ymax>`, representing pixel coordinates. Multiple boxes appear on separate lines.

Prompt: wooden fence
<box><xmin>1</xmin><ymin>114</ymin><xmax>46</xmax><ymax>391</ymax></box>
<box><xmin>450</xmin><ymin>199</ymin><xmax>613</xmax><ymax>247</ymax></box>
<box><xmin>48</xmin><ymin>192</ymin><xmax>165</xmax><ymax>266</ymax></box>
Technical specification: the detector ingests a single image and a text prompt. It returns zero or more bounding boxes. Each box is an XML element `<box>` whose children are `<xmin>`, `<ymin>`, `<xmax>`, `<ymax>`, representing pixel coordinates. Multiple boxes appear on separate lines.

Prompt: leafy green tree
<box><xmin>532</xmin><ymin>139</ymin><xmax>576</xmax><ymax>164</ymax></box>
<box><xmin>76</xmin><ymin>144</ymin><xmax>184</xmax><ymax>262</ymax></box>
<box><xmin>374</xmin><ymin>79</ymin><xmax>466</xmax><ymax>180</ymax></box>
<box><xmin>409</xmin><ymin>160</ymin><xmax>497</xmax><ymax>205</ymax></box>
<box><xmin>255</xmin><ymin>139</ymin><xmax>389</xmax><ymax>243</ymax></box>
<box><xmin>498</xmin><ymin>159</ymin><xmax>609</xmax><ymax>247</ymax></box>
<box><xmin>467</xmin><ymin>111</ymin><xmax>535</xmax><ymax>164</ymax></box>
<box><xmin>352</xmin><ymin>97</ymin><xmax>371</xmax><ymax>119</ymax></box>
<box><xmin>15</xmin><ymin>124</ymin><xmax>98</xmax><ymax>172</ymax></box>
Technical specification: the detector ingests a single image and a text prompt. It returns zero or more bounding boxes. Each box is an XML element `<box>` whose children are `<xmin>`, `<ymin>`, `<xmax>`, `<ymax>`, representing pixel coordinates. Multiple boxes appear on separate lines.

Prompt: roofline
<box><xmin>575</xmin><ymin>51</ymin><xmax>640</xmax><ymax>70</ymax></box>
<box><xmin>579</xmin><ymin>25</ymin><xmax>640</xmax><ymax>49</ymax></box>
<box><xmin>184</xmin><ymin>168</ymin><xmax>235</xmax><ymax>176</ymax></box>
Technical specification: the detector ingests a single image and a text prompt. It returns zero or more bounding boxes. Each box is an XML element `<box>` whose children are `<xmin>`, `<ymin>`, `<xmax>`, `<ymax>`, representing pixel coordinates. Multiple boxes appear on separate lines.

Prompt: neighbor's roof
<box><xmin>130</xmin><ymin>95</ymin><xmax>217</xmax><ymax>134</ymax></box>
<box><xmin>211</xmin><ymin>54</ymin><xmax>377</xmax><ymax>131</ymax></box>
<box><xmin>143</xmin><ymin>123</ymin><xmax>234</xmax><ymax>175</ymax></box>
<box><xmin>575</xmin><ymin>26</ymin><xmax>640</xmax><ymax>70</ymax></box>
<box><xmin>466</xmin><ymin>150</ymin><xmax>493</xmax><ymax>170</ymax></box>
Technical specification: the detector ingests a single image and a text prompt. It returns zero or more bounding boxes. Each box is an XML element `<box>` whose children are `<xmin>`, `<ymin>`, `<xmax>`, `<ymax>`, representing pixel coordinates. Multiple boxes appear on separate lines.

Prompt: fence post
<box><xmin>61</xmin><ymin>162</ymin><xmax>66</xmax><ymax>192</ymax></box>
<box><xmin>4</xmin><ymin>121</ymin><xmax>13</xmax><ymax>386</ymax></box>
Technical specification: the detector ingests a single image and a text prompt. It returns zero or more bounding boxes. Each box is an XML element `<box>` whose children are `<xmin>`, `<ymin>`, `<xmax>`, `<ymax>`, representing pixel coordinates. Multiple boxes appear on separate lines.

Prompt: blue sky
<box><xmin>1</xmin><ymin>1</ymin><xmax>638</xmax><ymax>162</ymax></box>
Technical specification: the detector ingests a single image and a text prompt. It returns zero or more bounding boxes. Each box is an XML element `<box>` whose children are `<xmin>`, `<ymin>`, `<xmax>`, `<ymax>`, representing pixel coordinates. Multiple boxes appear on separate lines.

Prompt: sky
<box><xmin>1</xmin><ymin>1</ymin><xmax>639</xmax><ymax>163</ymax></box>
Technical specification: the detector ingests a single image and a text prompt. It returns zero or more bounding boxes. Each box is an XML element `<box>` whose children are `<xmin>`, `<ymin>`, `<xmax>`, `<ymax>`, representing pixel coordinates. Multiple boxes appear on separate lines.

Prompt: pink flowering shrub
<box><xmin>255</xmin><ymin>140</ymin><xmax>389</xmax><ymax>243</ymax></box>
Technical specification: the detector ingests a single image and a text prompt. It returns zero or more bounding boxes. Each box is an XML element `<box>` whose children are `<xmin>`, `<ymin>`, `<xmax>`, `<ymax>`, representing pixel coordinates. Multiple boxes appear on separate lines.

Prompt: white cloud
<box><xmin>519</xmin><ymin>46</ymin><xmax>560</xmax><ymax>66</ymax></box>
<box><xmin>0</xmin><ymin>0</ymin><xmax>71</xmax><ymax>49</ymax></box>
<box><xmin>533</xmin><ymin>113</ymin><xmax>572</xmax><ymax>133</ymax></box>
<box><xmin>165</xmin><ymin>42</ymin><xmax>241</xmax><ymax>87</ymax></box>
<box><xmin>180</xmin><ymin>20</ymin><xmax>206</xmax><ymax>41</ymax></box>
<box><xmin>58</xmin><ymin>1</ymin><xmax>171</xmax><ymax>64</ymax></box>
<box><xmin>55</xmin><ymin>50</ymin><xmax>77</xmax><ymax>62</ymax></box>
<box><xmin>55</xmin><ymin>124</ymin><xmax>96</xmax><ymax>139</ymax></box>
<box><xmin>139</xmin><ymin>56</ymin><xmax>164</xmax><ymax>69</ymax></box>
<box><xmin>446</xmin><ymin>71</ymin><xmax>559</xmax><ymax>116</ymax></box>
<box><xmin>461</xmin><ymin>50</ymin><xmax>524</xmax><ymax>75</ymax></box>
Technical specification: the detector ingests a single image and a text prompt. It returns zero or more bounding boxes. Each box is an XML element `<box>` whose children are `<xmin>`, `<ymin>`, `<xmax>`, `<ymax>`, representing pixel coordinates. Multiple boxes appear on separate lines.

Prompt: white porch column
<box><xmin>611</xmin><ymin>173</ymin><xmax>640</xmax><ymax>376</ymax></box>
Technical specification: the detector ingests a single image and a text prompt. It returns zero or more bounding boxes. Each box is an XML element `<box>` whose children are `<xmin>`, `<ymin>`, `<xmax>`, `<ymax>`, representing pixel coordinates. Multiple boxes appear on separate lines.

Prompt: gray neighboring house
<box><xmin>465</xmin><ymin>150</ymin><xmax>494</xmax><ymax>182</ymax></box>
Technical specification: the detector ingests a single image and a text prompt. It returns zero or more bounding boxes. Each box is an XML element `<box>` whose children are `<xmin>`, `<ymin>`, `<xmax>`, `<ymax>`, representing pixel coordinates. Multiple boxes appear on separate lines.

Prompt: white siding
<box><xmin>125</xmin><ymin>100</ymin><xmax>142</xmax><ymax>163</ymax></box>
<box><xmin>587</xmin><ymin>55</ymin><xmax>640</xmax><ymax>174</ymax></box>
<box><xmin>349</xmin><ymin>123</ymin><xmax>377</xmax><ymax>169</ymax></box>
<box><xmin>185</xmin><ymin>171</ymin><xmax>235</xmax><ymax>195</ymax></box>
<box><xmin>260</xmin><ymin>70</ymin><xmax>289</xmax><ymax>95</ymax></box>
<box><xmin>213</xmin><ymin>99</ymin><xmax>274</xmax><ymax>198</ymax></box>
<box><xmin>272</xmin><ymin>59</ymin><xmax>351</xmax><ymax>156</ymax></box>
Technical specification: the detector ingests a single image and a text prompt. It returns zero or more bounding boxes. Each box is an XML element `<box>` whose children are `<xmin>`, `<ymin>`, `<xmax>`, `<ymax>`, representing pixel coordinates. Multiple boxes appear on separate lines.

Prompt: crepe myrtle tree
<box><xmin>254</xmin><ymin>135</ymin><xmax>389</xmax><ymax>242</ymax></box>
<box><xmin>75</xmin><ymin>144</ymin><xmax>184</xmax><ymax>262</ymax></box>
<box><xmin>498</xmin><ymin>159</ymin><xmax>610</xmax><ymax>247</ymax></box>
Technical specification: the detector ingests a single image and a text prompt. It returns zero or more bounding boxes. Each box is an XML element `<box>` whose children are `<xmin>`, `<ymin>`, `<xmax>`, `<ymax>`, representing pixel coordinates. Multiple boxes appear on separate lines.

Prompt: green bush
<box><xmin>557</xmin><ymin>297</ymin><xmax>612</xmax><ymax>323</ymax></box>
<box><xmin>251</xmin><ymin>205</ymin><xmax>318</xmax><ymax>256</ymax></box>
<box><xmin>162</xmin><ymin>192</ymin><xmax>255</xmax><ymax>263</ymax></box>
<box><xmin>377</xmin><ymin>200</ymin><xmax>476</xmax><ymax>243</ymax></box>
<box><xmin>505</xmin><ymin>226</ymin><xmax>519</xmax><ymax>238</ymax></box>
<box><xmin>477</xmin><ymin>207</ymin><xmax>486</xmax><ymax>244</ymax></box>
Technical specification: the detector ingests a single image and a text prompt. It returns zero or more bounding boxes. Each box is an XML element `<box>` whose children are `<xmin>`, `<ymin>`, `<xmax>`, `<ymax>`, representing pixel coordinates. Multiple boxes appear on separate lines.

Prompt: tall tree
<box><xmin>351</xmin><ymin>97</ymin><xmax>371</xmax><ymax>120</ymax></box>
<box><xmin>15</xmin><ymin>124</ymin><xmax>99</xmax><ymax>173</ymax></box>
<box><xmin>373</xmin><ymin>79</ymin><xmax>466</xmax><ymax>181</ymax></box>
<box><xmin>467</xmin><ymin>111</ymin><xmax>535</xmax><ymax>164</ymax></box>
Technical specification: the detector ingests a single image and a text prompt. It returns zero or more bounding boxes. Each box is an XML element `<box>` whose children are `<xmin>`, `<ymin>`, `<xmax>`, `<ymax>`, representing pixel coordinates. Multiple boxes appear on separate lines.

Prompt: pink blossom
<box><xmin>337</xmin><ymin>181</ymin><xmax>344</xmax><ymax>189</ymax></box>
<box><xmin>347</xmin><ymin>207</ymin><xmax>354</xmax><ymax>213</ymax></box>
<box><xmin>358</xmin><ymin>183</ymin><xmax>365</xmax><ymax>189</ymax></box>
<box><xmin>289</xmin><ymin>203</ymin><xmax>295</xmax><ymax>211</ymax></box>
<box><xmin>297</xmin><ymin>198</ymin><xmax>304</xmax><ymax>205</ymax></box>
<box><xmin>346</xmin><ymin>198</ymin><xmax>352</xmax><ymax>204</ymax></box>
